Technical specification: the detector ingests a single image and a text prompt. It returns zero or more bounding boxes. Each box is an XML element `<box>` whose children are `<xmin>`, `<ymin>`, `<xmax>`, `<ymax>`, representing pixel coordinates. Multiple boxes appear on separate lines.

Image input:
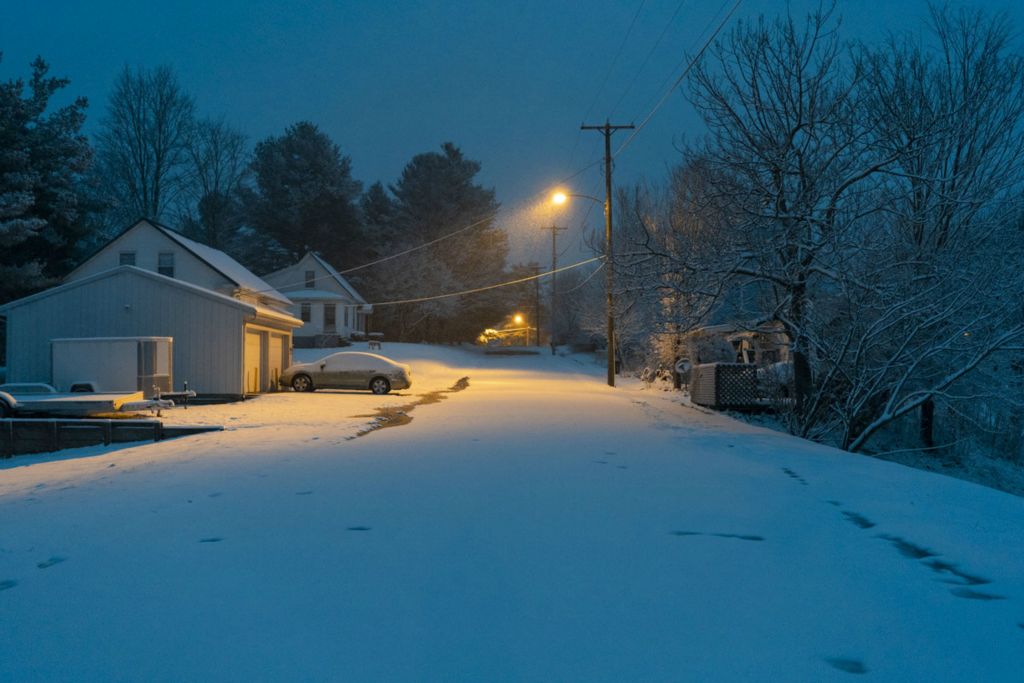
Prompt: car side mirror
<box><xmin>320</xmin><ymin>363</ymin><xmax>326</xmax><ymax>371</ymax></box>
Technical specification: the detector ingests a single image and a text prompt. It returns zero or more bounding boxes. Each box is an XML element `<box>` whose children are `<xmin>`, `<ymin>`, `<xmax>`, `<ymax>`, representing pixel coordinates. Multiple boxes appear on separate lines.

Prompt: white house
<box><xmin>0</xmin><ymin>219</ymin><xmax>302</xmax><ymax>397</ymax></box>
<box><xmin>262</xmin><ymin>252</ymin><xmax>372</xmax><ymax>347</ymax></box>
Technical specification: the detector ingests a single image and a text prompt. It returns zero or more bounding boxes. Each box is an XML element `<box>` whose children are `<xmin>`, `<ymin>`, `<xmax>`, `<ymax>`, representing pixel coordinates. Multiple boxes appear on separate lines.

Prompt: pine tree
<box><xmin>377</xmin><ymin>143</ymin><xmax>508</xmax><ymax>341</ymax></box>
<box><xmin>0</xmin><ymin>55</ymin><xmax>92</xmax><ymax>303</ymax></box>
<box><xmin>245</xmin><ymin>121</ymin><xmax>362</xmax><ymax>272</ymax></box>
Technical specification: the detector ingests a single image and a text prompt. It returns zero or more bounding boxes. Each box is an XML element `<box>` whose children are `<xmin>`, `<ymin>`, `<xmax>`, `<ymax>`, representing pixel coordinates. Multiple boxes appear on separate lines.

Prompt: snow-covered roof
<box><xmin>307</xmin><ymin>252</ymin><xmax>367</xmax><ymax>305</ymax></box>
<box><xmin>283</xmin><ymin>288</ymin><xmax>365</xmax><ymax>303</ymax></box>
<box><xmin>0</xmin><ymin>266</ymin><xmax>302</xmax><ymax>328</ymax></box>
<box><xmin>149</xmin><ymin>222</ymin><xmax>292</xmax><ymax>307</ymax></box>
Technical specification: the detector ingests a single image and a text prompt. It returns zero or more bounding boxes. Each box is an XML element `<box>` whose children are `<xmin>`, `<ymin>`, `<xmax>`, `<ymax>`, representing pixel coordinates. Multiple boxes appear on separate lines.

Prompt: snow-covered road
<box><xmin>2</xmin><ymin>343</ymin><xmax>1022</xmax><ymax>681</ymax></box>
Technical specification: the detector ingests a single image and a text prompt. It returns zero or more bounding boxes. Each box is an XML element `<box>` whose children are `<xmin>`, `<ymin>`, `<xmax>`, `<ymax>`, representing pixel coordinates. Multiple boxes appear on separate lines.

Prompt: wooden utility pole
<box><xmin>581</xmin><ymin>120</ymin><xmax>634</xmax><ymax>387</ymax></box>
<box><xmin>533</xmin><ymin>264</ymin><xmax>541</xmax><ymax>346</ymax></box>
<box><xmin>541</xmin><ymin>225</ymin><xmax>567</xmax><ymax>353</ymax></box>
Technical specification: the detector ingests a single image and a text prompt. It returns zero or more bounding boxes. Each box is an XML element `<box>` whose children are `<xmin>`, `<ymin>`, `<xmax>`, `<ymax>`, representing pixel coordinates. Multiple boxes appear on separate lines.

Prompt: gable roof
<box><xmin>70</xmin><ymin>219</ymin><xmax>292</xmax><ymax>307</ymax></box>
<box><xmin>0</xmin><ymin>266</ymin><xmax>301</xmax><ymax>327</ymax></box>
<box><xmin>308</xmin><ymin>252</ymin><xmax>367</xmax><ymax>304</ymax></box>
<box><xmin>265</xmin><ymin>251</ymin><xmax>368</xmax><ymax>304</ymax></box>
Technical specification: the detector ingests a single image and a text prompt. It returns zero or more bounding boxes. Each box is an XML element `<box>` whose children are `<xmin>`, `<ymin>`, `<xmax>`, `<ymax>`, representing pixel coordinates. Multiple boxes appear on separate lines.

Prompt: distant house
<box><xmin>263</xmin><ymin>252</ymin><xmax>372</xmax><ymax>347</ymax></box>
<box><xmin>0</xmin><ymin>219</ymin><xmax>302</xmax><ymax>397</ymax></box>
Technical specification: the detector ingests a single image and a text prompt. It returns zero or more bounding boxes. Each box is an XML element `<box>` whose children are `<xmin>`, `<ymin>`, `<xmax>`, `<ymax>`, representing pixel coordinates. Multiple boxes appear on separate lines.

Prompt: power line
<box><xmin>613</xmin><ymin>0</ymin><xmax>741</xmax><ymax>159</ymax></box>
<box><xmin>562</xmin><ymin>262</ymin><xmax>605</xmax><ymax>294</ymax></box>
<box><xmin>248</xmin><ymin>157</ymin><xmax>607</xmax><ymax>295</ymax></box>
<box><xmin>366</xmin><ymin>256</ymin><xmax>604</xmax><ymax>307</ymax></box>
<box><xmin>566</xmin><ymin>1</ymin><xmax>648</xmax><ymax>171</ymax></box>
<box><xmin>608</xmin><ymin>0</ymin><xmax>689</xmax><ymax>119</ymax></box>
<box><xmin>581</xmin><ymin>0</ymin><xmax>648</xmax><ymax>124</ymax></box>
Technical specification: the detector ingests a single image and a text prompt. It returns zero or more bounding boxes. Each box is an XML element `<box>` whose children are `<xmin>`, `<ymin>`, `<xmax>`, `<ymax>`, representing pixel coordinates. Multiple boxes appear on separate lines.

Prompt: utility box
<box><xmin>51</xmin><ymin>337</ymin><xmax>173</xmax><ymax>398</ymax></box>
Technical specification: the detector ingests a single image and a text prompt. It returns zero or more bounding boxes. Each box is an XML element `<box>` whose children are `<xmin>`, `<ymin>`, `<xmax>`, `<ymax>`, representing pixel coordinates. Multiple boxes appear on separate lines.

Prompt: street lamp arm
<box><xmin>567</xmin><ymin>192</ymin><xmax>604</xmax><ymax>205</ymax></box>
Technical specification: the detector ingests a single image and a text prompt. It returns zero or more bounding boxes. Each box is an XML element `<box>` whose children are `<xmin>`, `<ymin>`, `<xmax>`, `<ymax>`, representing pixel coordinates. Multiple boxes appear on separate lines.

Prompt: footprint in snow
<box><xmin>841</xmin><ymin>511</ymin><xmax>876</xmax><ymax>529</ymax></box>
<box><xmin>594</xmin><ymin>460</ymin><xmax>608</xmax><ymax>465</ymax></box>
<box><xmin>37</xmin><ymin>556</ymin><xmax>66</xmax><ymax>569</ymax></box>
<box><xmin>826</xmin><ymin>500</ymin><xmax>843</xmax><ymax>506</ymax></box>
<box><xmin>0</xmin><ymin>579</ymin><xmax>17</xmax><ymax>591</ymax></box>
<box><xmin>208</xmin><ymin>492</ymin><xmax>222</xmax><ymax>498</ymax></box>
<box><xmin>670</xmin><ymin>531</ymin><xmax>764</xmax><ymax>542</ymax></box>
<box><xmin>825</xmin><ymin>658</ymin><xmax>868</xmax><ymax>675</ymax></box>
<box><xmin>347</xmin><ymin>526</ymin><xmax>371</xmax><ymax>532</ymax></box>
<box><xmin>950</xmin><ymin>587</ymin><xmax>1005</xmax><ymax>601</ymax></box>
<box><xmin>878</xmin><ymin>534</ymin><xmax>935</xmax><ymax>559</ymax></box>
<box><xmin>199</xmin><ymin>537</ymin><xmax>223</xmax><ymax>543</ymax></box>
<box><xmin>295</xmin><ymin>490</ymin><xmax>314</xmax><ymax>496</ymax></box>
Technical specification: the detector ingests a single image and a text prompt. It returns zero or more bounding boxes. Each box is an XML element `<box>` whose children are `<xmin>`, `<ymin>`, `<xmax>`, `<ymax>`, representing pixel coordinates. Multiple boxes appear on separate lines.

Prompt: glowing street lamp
<box><xmin>513</xmin><ymin>313</ymin><xmax>524</xmax><ymax>325</ymax></box>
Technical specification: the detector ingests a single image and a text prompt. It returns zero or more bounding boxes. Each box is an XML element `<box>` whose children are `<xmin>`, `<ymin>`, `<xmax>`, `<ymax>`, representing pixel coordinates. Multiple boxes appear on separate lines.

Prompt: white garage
<box><xmin>0</xmin><ymin>267</ymin><xmax>301</xmax><ymax>399</ymax></box>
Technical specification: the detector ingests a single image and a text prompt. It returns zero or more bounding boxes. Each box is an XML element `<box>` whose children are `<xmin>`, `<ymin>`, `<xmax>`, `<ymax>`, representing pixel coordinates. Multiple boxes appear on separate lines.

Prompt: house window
<box><xmin>158</xmin><ymin>252</ymin><xmax>175</xmax><ymax>278</ymax></box>
<box><xmin>300</xmin><ymin>303</ymin><xmax>311</xmax><ymax>322</ymax></box>
<box><xmin>119</xmin><ymin>251</ymin><xmax>136</xmax><ymax>266</ymax></box>
<box><xmin>305</xmin><ymin>270</ymin><xmax>315</xmax><ymax>288</ymax></box>
<box><xmin>324</xmin><ymin>304</ymin><xmax>336</xmax><ymax>331</ymax></box>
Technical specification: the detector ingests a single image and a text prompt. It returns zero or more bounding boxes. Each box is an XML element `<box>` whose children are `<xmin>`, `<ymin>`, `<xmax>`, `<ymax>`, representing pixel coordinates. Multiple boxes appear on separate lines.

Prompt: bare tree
<box><xmin>830</xmin><ymin>5</ymin><xmax>1024</xmax><ymax>451</ymax></box>
<box><xmin>96</xmin><ymin>65</ymin><xmax>195</xmax><ymax>226</ymax></box>
<box><xmin>181</xmin><ymin>118</ymin><xmax>249</xmax><ymax>248</ymax></box>
<box><xmin>626</xmin><ymin>4</ymin><xmax>1024</xmax><ymax>458</ymax></box>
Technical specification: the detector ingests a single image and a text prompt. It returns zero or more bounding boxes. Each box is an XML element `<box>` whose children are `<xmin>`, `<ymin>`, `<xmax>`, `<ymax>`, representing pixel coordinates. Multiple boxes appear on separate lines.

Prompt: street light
<box><xmin>551</xmin><ymin>189</ymin><xmax>617</xmax><ymax>387</ymax></box>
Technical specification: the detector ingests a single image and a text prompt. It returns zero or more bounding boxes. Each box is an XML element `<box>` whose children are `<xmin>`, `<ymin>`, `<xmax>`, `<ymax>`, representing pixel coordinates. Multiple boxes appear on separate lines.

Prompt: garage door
<box><xmin>244</xmin><ymin>330</ymin><xmax>262</xmax><ymax>394</ymax></box>
<box><xmin>268</xmin><ymin>334</ymin><xmax>285</xmax><ymax>391</ymax></box>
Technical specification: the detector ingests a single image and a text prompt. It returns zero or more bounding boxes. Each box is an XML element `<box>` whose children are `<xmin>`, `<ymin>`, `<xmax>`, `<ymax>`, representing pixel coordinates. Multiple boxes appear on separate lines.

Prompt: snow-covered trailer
<box><xmin>51</xmin><ymin>337</ymin><xmax>172</xmax><ymax>398</ymax></box>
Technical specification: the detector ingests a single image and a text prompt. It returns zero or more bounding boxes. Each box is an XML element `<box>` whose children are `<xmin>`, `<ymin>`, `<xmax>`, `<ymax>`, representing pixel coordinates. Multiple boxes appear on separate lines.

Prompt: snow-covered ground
<box><xmin>1</xmin><ymin>343</ymin><xmax>1022</xmax><ymax>680</ymax></box>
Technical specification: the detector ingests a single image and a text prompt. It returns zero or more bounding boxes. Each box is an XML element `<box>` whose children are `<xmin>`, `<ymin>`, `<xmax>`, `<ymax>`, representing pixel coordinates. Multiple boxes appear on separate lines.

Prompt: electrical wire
<box><xmin>580</xmin><ymin>0</ymin><xmax>647</xmax><ymax>125</ymax></box>
<box><xmin>608</xmin><ymin>0</ymin><xmax>689</xmax><ymax>119</ymax></box>
<box><xmin>365</xmin><ymin>256</ymin><xmax>604</xmax><ymax>307</ymax></box>
<box><xmin>561</xmin><ymin>262</ymin><xmax>605</xmax><ymax>294</ymax></box>
<box><xmin>246</xmin><ymin>156</ymin><xmax>606</xmax><ymax>295</ymax></box>
<box><xmin>613</xmin><ymin>0</ymin><xmax>741</xmax><ymax>159</ymax></box>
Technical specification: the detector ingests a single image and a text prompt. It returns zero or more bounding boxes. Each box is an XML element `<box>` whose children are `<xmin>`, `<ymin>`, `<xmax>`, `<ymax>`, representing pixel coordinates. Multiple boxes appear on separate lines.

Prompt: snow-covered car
<box><xmin>280</xmin><ymin>352</ymin><xmax>412</xmax><ymax>395</ymax></box>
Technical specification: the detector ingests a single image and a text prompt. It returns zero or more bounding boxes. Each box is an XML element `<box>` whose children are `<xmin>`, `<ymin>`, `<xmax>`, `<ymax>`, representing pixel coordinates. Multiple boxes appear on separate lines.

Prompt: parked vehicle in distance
<box><xmin>280</xmin><ymin>352</ymin><xmax>412</xmax><ymax>395</ymax></box>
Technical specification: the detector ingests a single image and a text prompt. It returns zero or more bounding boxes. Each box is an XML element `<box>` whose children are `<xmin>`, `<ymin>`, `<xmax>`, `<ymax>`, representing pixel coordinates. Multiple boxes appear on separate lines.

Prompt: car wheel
<box><xmin>0</xmin><ymin>400</ymin><xmax>10</xmax><ymax>418</ymax></box>
<box><xmin>292</xmin><ymin>374</ymin><xmax>314</xmax><ymax>392</ymax></box>
<box><xmin>370</xmin><ymin>377</ymin><xmax>391</xmax><ymax>395</ymax></box>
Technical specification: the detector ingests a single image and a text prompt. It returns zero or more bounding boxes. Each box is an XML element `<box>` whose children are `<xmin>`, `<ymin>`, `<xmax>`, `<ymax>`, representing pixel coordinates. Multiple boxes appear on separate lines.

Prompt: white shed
<box><xmin>0</xmin><ymin>267</ymin><xmax>301</xmax><ymax>398</ymax></box>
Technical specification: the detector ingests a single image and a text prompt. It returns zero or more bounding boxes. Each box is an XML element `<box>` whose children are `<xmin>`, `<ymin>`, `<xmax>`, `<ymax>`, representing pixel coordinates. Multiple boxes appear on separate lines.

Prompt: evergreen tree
<box><xmin>0</xmin><ymin>55</ymin><xmax>92</xmax><ymax>303</ymax></box>
<box><xmin>372</xmin><ymin>143</ymin><xmax>508</xmax><ymax>342</ymax></box>
<box><xmin>246</xmin><ymin>121</ymin><xmax>362</xmax><ymax>271</ymax></box>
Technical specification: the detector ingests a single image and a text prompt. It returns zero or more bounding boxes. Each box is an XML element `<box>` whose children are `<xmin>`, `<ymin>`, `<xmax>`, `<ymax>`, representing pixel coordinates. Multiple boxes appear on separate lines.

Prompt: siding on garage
<box><xmin>2</xmin><ymin>268</ymin><xmax>250</xmax><ymax>396</ymax></box>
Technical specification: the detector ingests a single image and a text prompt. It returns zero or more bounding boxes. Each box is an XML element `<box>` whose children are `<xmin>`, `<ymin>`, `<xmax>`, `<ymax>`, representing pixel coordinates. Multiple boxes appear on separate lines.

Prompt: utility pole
<box><xmin>541</xmin><ymin>225</ymin><xmax>567</xmax><ymax>354</ymax></box>
<box><xmin>533</xmin><ymin>264</ymin><xmax>541</xmax><ymax>347</ymax></box>
<box><xmin>581</xmin><ymin>119</ymin><xmax>634</xmax><ymax>387</ymax></box>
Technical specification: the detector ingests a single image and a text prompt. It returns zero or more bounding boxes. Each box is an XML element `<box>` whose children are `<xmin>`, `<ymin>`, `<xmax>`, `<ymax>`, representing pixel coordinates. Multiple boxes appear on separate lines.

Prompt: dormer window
<box><xmin>158</xmin><ymin>252</ymin><xmax>175</xmax><ymax>278</ymax></box>
<box><xmin>305</xmin><ymin>270</ymin><xmax>315</xmax><ymax>288</ymax></box>
<box><xmin>119</xmin><ymin>251</ymin><xmax>136</xmax><ymax>266</ymax></box>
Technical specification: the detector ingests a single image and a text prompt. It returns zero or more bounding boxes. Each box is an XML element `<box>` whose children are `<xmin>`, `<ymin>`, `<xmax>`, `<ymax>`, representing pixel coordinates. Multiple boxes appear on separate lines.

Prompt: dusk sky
<box><xmin>3</xmin><ymin>0</ymin><xmax>1022</xmax><ymax>260</ymax></box>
